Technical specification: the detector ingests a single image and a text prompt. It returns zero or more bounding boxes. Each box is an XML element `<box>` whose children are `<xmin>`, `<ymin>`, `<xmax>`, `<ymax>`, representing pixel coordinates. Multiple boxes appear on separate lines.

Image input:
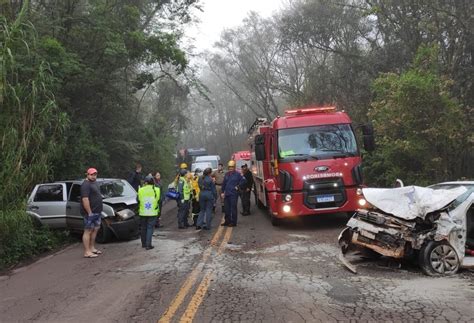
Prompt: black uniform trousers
<box><xmin>240</xmin><ymin>190</ymin><xmax>251</xmax><ymax>214</ymax></box>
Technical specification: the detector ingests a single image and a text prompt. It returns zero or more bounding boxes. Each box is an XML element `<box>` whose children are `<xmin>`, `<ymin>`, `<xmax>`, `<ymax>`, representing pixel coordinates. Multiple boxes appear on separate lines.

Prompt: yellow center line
<box><xmin>158</xmin><ymin>224</ymin><xmax>226</xmax><ymax>323</ymax></box>
<box><xmin>217</xmin><ymin>227</ymin><xmax>233</xmax><ymax>254</ymax></box>
<box><xmin>210</xmin><ymin>224</ymin><xmax>225</xmax><ymax>246</ymax></box>
<box><xmin>178</xmin><ymin>227</ymin><xmax>233</xmax><ymax>322</ymax></box>
<box><xmin>178</xmin><ymin>272</ymin><xmax>214</xmax><ymax>323</ymax></box>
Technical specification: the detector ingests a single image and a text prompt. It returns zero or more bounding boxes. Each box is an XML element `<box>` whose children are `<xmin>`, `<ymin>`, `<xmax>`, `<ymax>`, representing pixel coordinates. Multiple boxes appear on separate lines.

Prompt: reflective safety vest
<box><xmin>191</xmin><ymin>176</ymin><xmax>200</xmax><ymax>200</ymax></box>
<box><xmin>138</xmin><ymin>185</ymin><xmax>161</xmax><ymax>216</ymax></box>
<box><xmin>179</xmin><ymin>177</ymin><xmax>191</xmax><ymax>201</ymax></box>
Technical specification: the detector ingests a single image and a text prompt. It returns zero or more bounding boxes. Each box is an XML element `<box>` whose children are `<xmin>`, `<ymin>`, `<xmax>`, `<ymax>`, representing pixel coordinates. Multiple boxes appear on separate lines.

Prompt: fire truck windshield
<box><xmin>278</xmin><ymin>124</ymin><xmax>358</xmax><ymax>161</ymax></box>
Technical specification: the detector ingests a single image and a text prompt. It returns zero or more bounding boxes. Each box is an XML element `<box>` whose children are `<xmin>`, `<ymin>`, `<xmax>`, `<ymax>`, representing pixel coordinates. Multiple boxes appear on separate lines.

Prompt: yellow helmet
<box><xmin>228</xmin><ymin>160</ymin><xmax>236</xmax><ymax>168</ymax></box>
<box><xmin>180</xmin><ymin>163</ymin><xmax>188</xmax><ymax>169</ymax></box>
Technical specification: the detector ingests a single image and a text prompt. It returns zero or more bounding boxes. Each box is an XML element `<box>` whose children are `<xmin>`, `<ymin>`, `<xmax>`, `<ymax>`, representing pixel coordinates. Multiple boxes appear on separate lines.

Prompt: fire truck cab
<box><xmin>248</xmin><ymin>106</ymin><xmax>374</xmax><ymax>225</ymax></box>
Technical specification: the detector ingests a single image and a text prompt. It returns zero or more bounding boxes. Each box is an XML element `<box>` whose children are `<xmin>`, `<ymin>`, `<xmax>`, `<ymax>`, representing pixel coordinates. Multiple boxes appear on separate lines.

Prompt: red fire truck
<box><xmin>248</xmin><ymin>106</ymin><xmax>374</xmax><ymax>225</ymax></box>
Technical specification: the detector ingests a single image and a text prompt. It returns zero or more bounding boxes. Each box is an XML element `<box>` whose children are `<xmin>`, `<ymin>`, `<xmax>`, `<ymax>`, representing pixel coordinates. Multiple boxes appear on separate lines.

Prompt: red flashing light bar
<box><xmin>238</xmin><ymin>152</ymin><xmax>251</xmax><ymax>158</ymax></box>
<box><xmin>285</xmin><ymin>106</ymin><xmax>336</xmax><ymax>115</ymax></box>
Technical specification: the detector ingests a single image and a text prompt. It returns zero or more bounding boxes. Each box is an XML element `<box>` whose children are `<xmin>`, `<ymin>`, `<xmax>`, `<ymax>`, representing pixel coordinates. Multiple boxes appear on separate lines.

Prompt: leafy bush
<box><xmin>0</xmin><ymin>207</ymin><xmax>72</xmax><ymax>270</ymax></box>
<box><xmin>365</xmin><ymin>45</ymin><xmax>468</xmax><ymax>186</ymax></box>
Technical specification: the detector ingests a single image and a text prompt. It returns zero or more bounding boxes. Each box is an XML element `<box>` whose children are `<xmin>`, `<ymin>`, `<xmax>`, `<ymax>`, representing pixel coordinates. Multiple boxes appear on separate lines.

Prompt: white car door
<box><xmin>27</xmin><ymin>183</ymin><xmax>67</xmax><ymax>228</ymax></box>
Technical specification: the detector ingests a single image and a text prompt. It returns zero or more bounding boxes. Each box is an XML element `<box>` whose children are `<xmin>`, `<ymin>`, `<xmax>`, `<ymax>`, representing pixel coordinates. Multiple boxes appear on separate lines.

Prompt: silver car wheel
<box><xmin>429</xmin><ymin>244</ymin><xmax>459</xmax><ymax>274</ymax></box>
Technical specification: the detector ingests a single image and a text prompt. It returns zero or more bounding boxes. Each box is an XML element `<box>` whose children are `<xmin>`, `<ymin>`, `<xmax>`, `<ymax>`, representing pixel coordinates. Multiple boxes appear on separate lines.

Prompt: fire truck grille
<box><xmin>303</xmin><ymin>178</ymin><xmax>346</xmax><ymax>209</ymax></box>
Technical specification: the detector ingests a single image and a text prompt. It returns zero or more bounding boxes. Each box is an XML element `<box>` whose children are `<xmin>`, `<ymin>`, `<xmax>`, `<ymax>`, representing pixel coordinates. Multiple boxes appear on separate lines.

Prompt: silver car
<box><xmin>26</xmin><ymin>178</ymin><xmax>139</xmax><ymax>243</ymax></box>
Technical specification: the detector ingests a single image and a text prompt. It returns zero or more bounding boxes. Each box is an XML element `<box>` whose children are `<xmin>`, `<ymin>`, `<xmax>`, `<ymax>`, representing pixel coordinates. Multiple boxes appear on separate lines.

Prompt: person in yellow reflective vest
<box><xmin>173</xmin><ymin>162</ymin><xmax>188</xmax><ymax>187</ymax></box>
<box><xmin>137</xmin><ymin>175</ymin><xmax>161</xmax><ymax>250</ymax></box>
<box><xmin>177</xmin><ymin>168</ymin><xmax>191</xmax><ymax>228</ymax></box>
<box><xmin>190</xmin><ymin>170</ymin><xmax>201</xmax><ymax>226</ymax></box>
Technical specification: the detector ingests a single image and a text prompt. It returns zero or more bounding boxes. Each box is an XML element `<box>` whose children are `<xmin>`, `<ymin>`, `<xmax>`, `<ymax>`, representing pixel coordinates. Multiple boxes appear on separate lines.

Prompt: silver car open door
<box><xmin>66</xmin><ymin>183</ymin><xmax>84</xmax><ymax>231</ymax></box>
<box><xmin>27</xmin><ymin>183</ymin><xmax>67</xmax><ymax>228</ymax></box>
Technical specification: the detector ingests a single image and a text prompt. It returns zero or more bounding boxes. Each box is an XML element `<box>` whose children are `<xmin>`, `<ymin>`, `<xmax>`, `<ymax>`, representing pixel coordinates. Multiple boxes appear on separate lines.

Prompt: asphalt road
<box><xmin>1</xmin><ymin>201</ymin><xmax>473</xmax><ymax>322</ymax></box>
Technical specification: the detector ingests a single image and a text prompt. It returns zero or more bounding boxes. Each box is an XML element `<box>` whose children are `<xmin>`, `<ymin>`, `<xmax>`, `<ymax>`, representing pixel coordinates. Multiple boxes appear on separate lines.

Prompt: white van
<box><xmin>191</xmin><ymin>162</ymin><xmax>213</xmax><ymax>176</ymax></box>
<box><xmin>195</xmin><ymin>155</ymin><xmax>220</xmax><ymax>171</ymax></box>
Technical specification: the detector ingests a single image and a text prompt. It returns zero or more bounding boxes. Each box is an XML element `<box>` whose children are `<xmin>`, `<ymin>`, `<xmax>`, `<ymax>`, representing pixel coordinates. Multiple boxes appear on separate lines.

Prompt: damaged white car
<box><xmin>338</xmin><ymin>184</ymin><xmax>474</xmax><ymax>275</ymax></box>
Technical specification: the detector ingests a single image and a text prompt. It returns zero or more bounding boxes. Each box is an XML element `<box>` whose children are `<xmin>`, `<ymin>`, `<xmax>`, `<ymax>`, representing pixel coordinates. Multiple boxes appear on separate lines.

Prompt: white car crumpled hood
<box><xmin>362</xmin><ymin>186</ymin><xmax>467</xmax><ymax>220</ymax></box>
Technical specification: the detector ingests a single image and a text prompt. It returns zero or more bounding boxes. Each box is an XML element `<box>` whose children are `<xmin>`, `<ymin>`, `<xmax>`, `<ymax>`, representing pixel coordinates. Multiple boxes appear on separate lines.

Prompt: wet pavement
<box><xmin>1</xmin><ymin>201</ymin><xmax>473</xmax><ymax>322</ymax></box>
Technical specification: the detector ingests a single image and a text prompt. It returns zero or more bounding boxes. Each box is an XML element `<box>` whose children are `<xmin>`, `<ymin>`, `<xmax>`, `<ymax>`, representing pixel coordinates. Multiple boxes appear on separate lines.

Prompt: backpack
<box><xmin>165</xmin><ymin>188</ymin><xmax>181</xmax><ymax>200</ymax></box>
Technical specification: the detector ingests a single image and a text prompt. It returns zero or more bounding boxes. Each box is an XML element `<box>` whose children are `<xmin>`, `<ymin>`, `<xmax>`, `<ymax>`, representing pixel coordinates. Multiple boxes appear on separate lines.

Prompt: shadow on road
<box><xmin>265</xmin><ymin>212</ymin><xmax>349</xmax><ymax>231</ymax></box>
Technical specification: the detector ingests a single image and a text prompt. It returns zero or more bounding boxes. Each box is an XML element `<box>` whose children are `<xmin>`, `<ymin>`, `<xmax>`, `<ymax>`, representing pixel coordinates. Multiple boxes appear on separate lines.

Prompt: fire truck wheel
<box><xmin>255</xmin><ymin>186</ymin><xmax>266</xmax><ymax>210</ymax></box>
<box><xmin>257</xmin><ymin>198</ymin><xmax>266</xmax><ymax>210</ymax></box>
<box><xmin>270</xmin><ymin>213</ymin><xmax>281</xmax><ymax>226</ymax></box>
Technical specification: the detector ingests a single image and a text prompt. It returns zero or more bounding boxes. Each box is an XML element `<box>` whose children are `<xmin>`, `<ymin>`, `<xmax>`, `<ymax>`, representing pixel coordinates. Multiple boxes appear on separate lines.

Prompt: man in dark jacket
<box><xmin>127</xmin><ymin>162</ymin><xmax>143</xmax><ymax>191</ymax></box>
<box><xmin>240</xmin><ymin>164</ymin><xmax>254</xmax><ymax>216</ymax></box>
<box><xmin>221</xmin><ymin>160</ymin><xmax>246</xmax><ymax>227</ymax></box>
<box><xmin>154</xmin><ymin>171</ymin><xmax>164</xmax><ymax>228</ymax></box>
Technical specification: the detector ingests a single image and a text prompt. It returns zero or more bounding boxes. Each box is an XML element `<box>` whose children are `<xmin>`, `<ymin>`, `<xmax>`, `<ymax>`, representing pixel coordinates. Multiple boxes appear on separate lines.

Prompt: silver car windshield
<box><xmin>100</xmin><ymin>180</ymin><xmax>136</xmax><ymax>198</ymax></box>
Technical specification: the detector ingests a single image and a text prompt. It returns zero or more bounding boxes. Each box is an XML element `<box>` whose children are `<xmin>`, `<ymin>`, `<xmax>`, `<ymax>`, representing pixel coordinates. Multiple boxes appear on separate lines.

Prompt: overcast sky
<box><xmin>184</xmin><ymin>0</ymin><xmax>285</xmax><ymax>52</ymax></box>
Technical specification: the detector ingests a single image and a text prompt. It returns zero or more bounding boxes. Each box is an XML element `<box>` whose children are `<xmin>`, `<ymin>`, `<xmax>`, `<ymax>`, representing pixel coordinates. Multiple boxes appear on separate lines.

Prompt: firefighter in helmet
<box><xmin>221</xmin><ymin>160</ymin><xmax>246</xmax><ymax>227</ymax></box>
<box><xmin>173</xmin><ymin>162</ymin><xmax>188</xmax><ymax>187</ymax></box>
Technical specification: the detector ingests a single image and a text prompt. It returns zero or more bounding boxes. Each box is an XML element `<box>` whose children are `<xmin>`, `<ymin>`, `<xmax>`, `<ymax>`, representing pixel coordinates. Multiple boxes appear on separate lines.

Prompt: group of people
<box><xmin>175</xmin><ymin>165</ymin><xmax>216</xmax><ymax>229</ymax></box>
<box><xmin>79</xmin><ymin>159</ymin><xmax>255</xmax><ymax>257</ymax></box>
<box><xmin>174</xmin><ymin>160</ymin><xmax>254</xmax><ymax>230</ymax></box>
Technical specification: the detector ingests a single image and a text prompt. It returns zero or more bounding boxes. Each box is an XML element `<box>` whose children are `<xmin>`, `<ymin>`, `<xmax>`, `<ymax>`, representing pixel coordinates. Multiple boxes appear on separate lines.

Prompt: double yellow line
<box><xmin>159</xmin><ymin>224</ymin><xmax>233</xmax><ymax>323</ymax></box>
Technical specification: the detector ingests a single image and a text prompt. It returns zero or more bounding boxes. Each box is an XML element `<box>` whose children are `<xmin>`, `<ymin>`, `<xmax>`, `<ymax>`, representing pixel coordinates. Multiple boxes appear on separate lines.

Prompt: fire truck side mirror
<box><xmin>255</xmin><ymin>135</ymin><xmax>266</xmax><ymax>161</ymax></box>
<box><xmin>361</xmin><ymin>124</ymin><xmax>375</xmax><ymax>152</ymax></box>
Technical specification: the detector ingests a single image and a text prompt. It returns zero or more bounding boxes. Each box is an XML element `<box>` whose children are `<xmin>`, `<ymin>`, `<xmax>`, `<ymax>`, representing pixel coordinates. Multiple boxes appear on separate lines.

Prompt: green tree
<box><xmin>365</xmin><ymin>45</ymin><xmax>468</xmax><ymax>186</ymax></box>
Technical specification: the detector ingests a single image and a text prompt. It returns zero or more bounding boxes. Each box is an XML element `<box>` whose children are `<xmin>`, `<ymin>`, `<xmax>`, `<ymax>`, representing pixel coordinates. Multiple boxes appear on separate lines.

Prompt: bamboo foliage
<box><xmin>0</xmin><ymin>0</ymin><xmax>68</xmax><ymax>208</ymax></box>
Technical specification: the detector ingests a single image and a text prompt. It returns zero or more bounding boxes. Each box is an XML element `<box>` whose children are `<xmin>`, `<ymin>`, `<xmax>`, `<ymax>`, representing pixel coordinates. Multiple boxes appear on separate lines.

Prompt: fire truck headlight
<box><xmin>358</xmin><ymin>198</ymin><xmax>367</xmax><ymax>207</ymax></box>
<box><xmin>282</xmin><ymin>205</ymin><xmax>291</xmax><ymax>213</ymax></box>
<box><xmin>356</xmin><ymin>188</ymin><xmax>363</xmax><ymax>196</ymax></box>
<box><xmin>284</xmin><ymin>194</ymin><xmax>292</xmax><ymax>202</ymax></box>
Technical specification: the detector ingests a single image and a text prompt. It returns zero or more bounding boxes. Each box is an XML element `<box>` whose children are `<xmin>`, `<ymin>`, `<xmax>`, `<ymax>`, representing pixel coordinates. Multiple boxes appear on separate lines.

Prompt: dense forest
<box><xmin>186</xmin><ymin>0</ymin><xmax>473</xmax><ymax>187</ymax></box>
<box><xmin>1</xmin><ymin>0</ymin><xmax>473</xmax><ymax>267</ymax></box>
<box><xmin>0</xmin><ymin>0</ymin><xmax>199</xmax><ymax>267</ymax></box>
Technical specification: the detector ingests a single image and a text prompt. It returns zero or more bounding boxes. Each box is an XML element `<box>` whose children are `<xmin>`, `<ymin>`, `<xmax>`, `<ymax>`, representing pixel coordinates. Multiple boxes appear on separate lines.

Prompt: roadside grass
<box><xmin>0</xmin><ymin>207</ymin><xmax>73</xmax><ymax>271</ymax></box>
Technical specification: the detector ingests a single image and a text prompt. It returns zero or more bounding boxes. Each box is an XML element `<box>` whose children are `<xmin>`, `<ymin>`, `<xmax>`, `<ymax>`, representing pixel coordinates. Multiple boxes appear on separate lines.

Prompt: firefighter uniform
<box><xmin>221</xmin><ymin>161</ymin><xmax>246</xmax><ymax>226</ymax></box>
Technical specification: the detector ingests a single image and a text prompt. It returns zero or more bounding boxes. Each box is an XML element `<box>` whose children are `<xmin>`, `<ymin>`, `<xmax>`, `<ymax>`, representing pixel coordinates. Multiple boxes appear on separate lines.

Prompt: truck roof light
<box><xmin>284</xmin><ymin>106</ymin><xmax>336</xmax><ymax>116</ymax></box>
